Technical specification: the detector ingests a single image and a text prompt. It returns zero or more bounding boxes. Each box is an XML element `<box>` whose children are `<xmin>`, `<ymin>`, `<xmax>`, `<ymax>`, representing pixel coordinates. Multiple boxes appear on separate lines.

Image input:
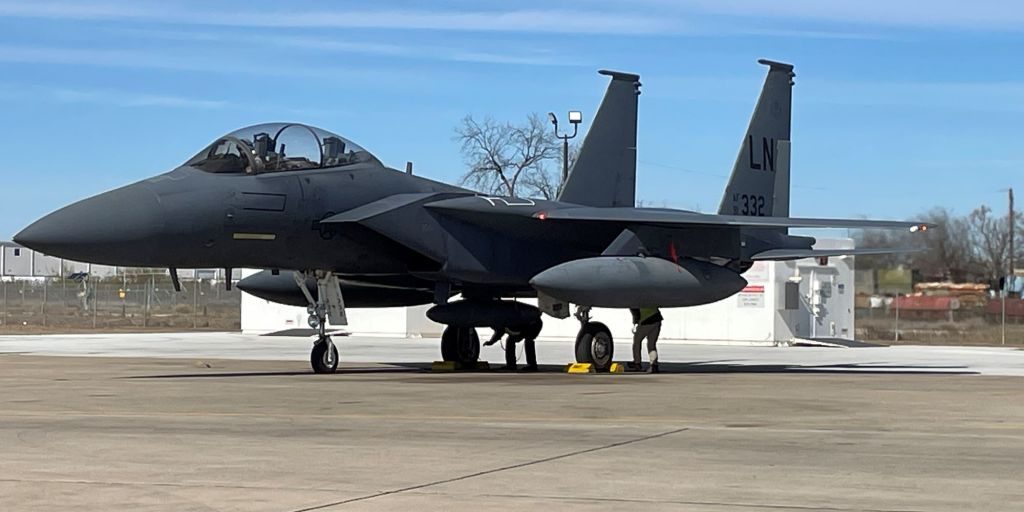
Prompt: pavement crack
<box><xmin>415</xmin><ymin>491</ymin><xmax>930</xmax><ymax>512</ymax></box>
<box><xmin>287</xmin><ymin>427</ymin><xmax>689</xmax><ymax>512</ymax></box>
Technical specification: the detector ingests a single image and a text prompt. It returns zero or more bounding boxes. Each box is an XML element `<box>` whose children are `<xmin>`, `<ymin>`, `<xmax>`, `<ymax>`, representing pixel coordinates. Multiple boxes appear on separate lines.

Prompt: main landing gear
<box><xmin>295</xmin><ymin>271</ymin><xmax>347</xmax><ymax>374</ymax></box>
<box><xmin>573</xmin><ymin>306</ymin><xmax>614</xmax><ymax>372</ymax></box>
<box><xmin>427</xmin><ymin>299</ymin><xmax>542</xmax><ymax>367</ymax></box>
<box><xmin>440</xmin><ymin>325</ymin><xmax>480</xmax><ymax>366</ymax></box>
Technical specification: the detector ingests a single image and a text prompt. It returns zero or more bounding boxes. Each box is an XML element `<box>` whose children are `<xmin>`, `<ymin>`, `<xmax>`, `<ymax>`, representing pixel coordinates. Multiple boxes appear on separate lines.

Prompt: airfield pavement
<box><xmin>1</xmin><ymin>333</ymin><xmax>1023</xmax><ymax>511</ymax></box>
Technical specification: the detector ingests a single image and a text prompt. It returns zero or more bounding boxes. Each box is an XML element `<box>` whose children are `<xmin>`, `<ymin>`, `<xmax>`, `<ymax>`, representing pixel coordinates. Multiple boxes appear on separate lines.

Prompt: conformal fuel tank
<box><xmin>530</xmin><ymin>256</ymin><xmax>747</xmax><ymax>308</ymax></box>
<box><xmin>236</xmin><ymin>271</ymin><xmax>434</xmax><ymax>308</ymax></box>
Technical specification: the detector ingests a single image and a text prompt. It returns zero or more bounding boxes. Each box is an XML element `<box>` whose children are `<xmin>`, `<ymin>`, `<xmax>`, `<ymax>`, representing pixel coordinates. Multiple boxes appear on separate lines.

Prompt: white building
<box><xmin>241</xmin><ymin>239</ymin><xmax>856</xmax><ymax>346</ymax></box>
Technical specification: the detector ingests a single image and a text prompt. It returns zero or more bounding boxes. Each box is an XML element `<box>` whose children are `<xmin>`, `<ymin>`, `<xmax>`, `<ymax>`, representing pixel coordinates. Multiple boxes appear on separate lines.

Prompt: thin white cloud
<box><xmin>0</xmin><ymin>1</ymin><xmax>677</xmax><ymax>34</ymax></box>
<box><xmin>0</xmin><ymin>45</ymin><xmax>217</xmax><ymax>72</ymax></box>
<box><xmin>800</xmin><ymin>78</ymin><xmax>1024</xmax><ymax>112</ymax></box>
<box><xmin>113</xmin><ymin>29</ymin><xmax>582</xmax><ymax>67</ymax></box>
<box><xmin>637</xmin><ymin>0</ymin><xmax>1024</xmax><ymax>31</ymax></box>
<box><xmin>0</xmin><ymin>44</ymin><xmax>400</xmax><ymax>81</ymax></box>
<box><xmin>0</xmin><ymin>83</ymin><xmax>227</xmax><ymax>109</ymax></box>
<box><xmin>50</xmin><ymin>88</ymin><xmax>227</xmax><ymax>109</ymax></box>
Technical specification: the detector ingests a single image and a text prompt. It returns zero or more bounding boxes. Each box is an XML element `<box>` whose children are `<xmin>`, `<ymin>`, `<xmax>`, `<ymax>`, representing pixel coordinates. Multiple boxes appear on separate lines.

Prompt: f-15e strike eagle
<box><xmin>15</xmin><ymin>60</ymin><xmax>928</xmax><ymax>373</ymax></box>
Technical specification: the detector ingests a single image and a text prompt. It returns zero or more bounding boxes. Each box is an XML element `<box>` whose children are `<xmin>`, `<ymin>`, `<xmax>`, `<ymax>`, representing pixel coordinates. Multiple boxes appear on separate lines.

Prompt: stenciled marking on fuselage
<box><xmin>477</xmin><ymin>196</ymin><xmax>537</xmax><ymax>207</ymax></box>
<box><xmin>747</xmin><ymin>135</ymin><xmax>776</xmax><ymax>172</ymax></box>
<box><xmin>233</xmin><ymin>233</ymin><xmax>277</xmax><ymax>241</ymax></box>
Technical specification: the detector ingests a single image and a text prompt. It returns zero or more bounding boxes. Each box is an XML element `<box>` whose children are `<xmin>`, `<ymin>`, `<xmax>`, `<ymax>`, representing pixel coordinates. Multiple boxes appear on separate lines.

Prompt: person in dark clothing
<box><xmin>484</xmin><ymin>318</ymin><xmax>543</xmax><ymax>372</ymax></box>
<box><xmin>629</xmin><ymin>307</ymin><xmax>663</xmax><ymax>373</ymax></box>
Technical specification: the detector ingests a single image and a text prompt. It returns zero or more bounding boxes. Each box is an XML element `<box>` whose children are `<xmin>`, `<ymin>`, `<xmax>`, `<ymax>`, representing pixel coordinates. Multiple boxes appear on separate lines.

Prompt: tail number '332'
<box><xmin>734</xmin><ymin>194</ymin><xmax>766</xmax><ymax>216</ymax></box>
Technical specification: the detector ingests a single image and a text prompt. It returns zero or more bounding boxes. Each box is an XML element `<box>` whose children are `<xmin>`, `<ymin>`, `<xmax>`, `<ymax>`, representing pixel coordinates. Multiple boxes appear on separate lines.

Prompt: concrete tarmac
<box><xmin>1</xmin><ymin>336</ymin><xmax>1023</xmax><ymax>511</ymax></box>
<box><xmin>3</xmin><ymin>332</ymin><xmax>1024</xmax><ymax>375</ymax></box>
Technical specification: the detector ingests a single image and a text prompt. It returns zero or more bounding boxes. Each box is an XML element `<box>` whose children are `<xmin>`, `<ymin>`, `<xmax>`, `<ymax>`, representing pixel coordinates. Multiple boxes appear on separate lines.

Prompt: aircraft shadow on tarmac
<box><xmin>654</xmin><ymin>360</ymin><xmax>976</xmax><ymax>375</ymax></box>
<box><xmin>120</xmin><ymin>364</ymin><xmax>431</xmax><ymax>379</ymax></box>
<box><xmin>121</xmin><ymin>360</ymin><xmax>977</xmax><ymax>379</ymax></box>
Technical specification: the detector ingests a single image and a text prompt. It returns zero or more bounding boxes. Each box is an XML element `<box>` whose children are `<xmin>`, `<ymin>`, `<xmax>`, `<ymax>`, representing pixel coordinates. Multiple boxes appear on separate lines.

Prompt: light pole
<box><xmin>548</xmin><ymin>111</ymin><xmax>582</xmax><ymax>190</ymax></box>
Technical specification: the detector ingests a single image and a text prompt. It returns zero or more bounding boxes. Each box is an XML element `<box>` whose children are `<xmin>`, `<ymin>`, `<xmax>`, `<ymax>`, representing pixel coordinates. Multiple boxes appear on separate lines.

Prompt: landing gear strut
<box><xmin>573</xmin><ymin>306</ymin><xmax>614</xmax><ymax>371</ymax></box>
<box><xmin>295</xmin><ymin>271</ymin><xmax>346</xmax><ymax>374</ymax></box>
<box><xmin>440</xmin><ymin>325</ymin><xmax>480</xmax><ymax>366</ymax></box>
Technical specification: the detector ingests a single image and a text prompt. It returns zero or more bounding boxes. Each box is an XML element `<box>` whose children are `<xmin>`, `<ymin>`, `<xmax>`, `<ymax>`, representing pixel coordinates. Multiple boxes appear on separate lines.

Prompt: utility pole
<box><xmin>1004</xmin><ymin>188</ymin><xmax>1014</xmax><ymax>345</ymax></box>
<box><xmin>1010</xmin><ymin>188</ymin><xmax>1015</xmax><ymax>278</ymax></box>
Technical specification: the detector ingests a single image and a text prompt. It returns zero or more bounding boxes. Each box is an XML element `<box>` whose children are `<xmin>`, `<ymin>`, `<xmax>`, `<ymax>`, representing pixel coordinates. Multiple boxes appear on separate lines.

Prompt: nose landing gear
<box><xmin>295</xmin><ymin>271</ymin><xmax>347</xmax><ymax>374</ymax></box>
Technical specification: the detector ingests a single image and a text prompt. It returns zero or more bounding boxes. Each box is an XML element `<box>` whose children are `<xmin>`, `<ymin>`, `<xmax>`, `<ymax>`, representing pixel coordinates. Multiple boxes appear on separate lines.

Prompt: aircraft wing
<box><xmin>540</xmin><ymin>207</ymin><xmax>931</xmax><ymax>231</ymax></box>
<box><xmin>751</xmin><ymin>247</ymin><xmax>921</xmax><ymax>261</ymax></box>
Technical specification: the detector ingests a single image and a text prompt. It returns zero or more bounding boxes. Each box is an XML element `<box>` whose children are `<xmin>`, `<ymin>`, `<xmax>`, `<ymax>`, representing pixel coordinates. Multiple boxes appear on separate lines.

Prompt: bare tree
<box><xmin>454</xmin><ymin>113</ymin><xmax>575</xmax><ymax>198</ymax></box>
<box><xmin>519</xmin><ymin>143</ymin><xmax>579</xmax><ymax>200</ymax></box>
<box><xmin>854</xmin><ymin>228</ymin><xmax>914</xmax><ymax>270</ymax></box>
<box><xmin>911</xmin><ymin>208</ymin><xmax>975</xmax><ymax>281</ymax></box>
<box><xmin>968</xmin><ymin>205</ymin><xmax>1012</xmax><ymax>282</ymax></box>
<box><xmin>856</xmin><ymin>204</ymin><xmax>1024</xmax><ymax>284</ymax></box>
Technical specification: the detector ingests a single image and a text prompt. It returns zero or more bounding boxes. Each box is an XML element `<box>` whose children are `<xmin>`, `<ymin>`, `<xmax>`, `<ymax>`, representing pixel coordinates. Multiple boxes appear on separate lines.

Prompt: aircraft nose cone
<box><xmin>14</xmin><ymin>184</ymin><xmax>164</xmax><ymax>265</ymax></box>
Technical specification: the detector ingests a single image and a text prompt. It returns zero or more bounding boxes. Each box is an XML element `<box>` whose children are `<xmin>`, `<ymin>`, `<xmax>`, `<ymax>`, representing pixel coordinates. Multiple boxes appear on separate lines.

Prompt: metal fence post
<box><xmin>144</xmin><ymin>275</ymin><xmax>152</xmax><ymax>328</ymax></box>
<box><xmin>41</xmin><ymin>278</ymin><xmax>47</xmax><ymax>327</ymax></box>
<box><xmin>2</xmin><ymin>280</ymin><xmax>7</xmax><ymax>326</ymax></box>
<box><xmin>92</xmin><ymin>281</ymin><xmax>98</xmax><ymax>329</ymax></box>
<box><xmin>894</xmin><ymin>294</ymin><xmax>900</xmax><ymax>343</ymax></box>
<box><xmin>1001</xmin><ymin>290</ymin><xmax>1007</xmax><ymax>346</ymax></box>
<box><xmin>192</xmin><ymin>278</ymin><xmax>198</xmax><ymax>329</ymax></box>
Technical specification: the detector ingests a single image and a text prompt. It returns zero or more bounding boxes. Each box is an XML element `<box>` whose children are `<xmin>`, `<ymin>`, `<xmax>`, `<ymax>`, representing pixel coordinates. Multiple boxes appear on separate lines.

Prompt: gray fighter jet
<box><xmin>15</xmin><ymin>60</ymin><xmax>929</xmax><ymax>373</ymax></box>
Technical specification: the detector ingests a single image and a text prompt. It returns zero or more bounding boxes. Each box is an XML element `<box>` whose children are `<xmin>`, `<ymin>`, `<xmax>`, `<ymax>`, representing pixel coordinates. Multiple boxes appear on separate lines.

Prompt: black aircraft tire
<box><xmin>575</xmin><ymin>322</ymin><xmax>614</xmax><ymax>372</ymax></box>
<box><xmin>441</xmin><ymin>326</ymin><xmax>480</xmax><ymax>364</ymax></box>
<box><xmin>310</xmin><ymin>338</ymin><xmax>339</xmax><ymax>374</ymax></box>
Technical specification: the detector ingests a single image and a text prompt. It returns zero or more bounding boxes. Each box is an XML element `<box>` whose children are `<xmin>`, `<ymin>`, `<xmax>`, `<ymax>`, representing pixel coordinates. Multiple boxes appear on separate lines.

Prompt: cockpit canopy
<box><xmin>186</xmin><ymin>123</ymin><xmax>381</xmax><ymax>174</ymax></box>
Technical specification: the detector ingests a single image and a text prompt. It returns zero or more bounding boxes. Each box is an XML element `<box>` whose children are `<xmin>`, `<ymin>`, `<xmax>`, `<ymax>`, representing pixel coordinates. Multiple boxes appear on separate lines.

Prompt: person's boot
<box><xmin>521</xmin><ymin>365</ymin><xmax>538</xmax><ymax>373</ymax></box>
<box><xmin>626</xmin><ymin>362</ymin><xmax>643</xmax><ymax>372</ymax></box>
<box><xmin>647</xmin><ymin>363</ymin><xmax>660</xmax><ymax>374</ymax></box>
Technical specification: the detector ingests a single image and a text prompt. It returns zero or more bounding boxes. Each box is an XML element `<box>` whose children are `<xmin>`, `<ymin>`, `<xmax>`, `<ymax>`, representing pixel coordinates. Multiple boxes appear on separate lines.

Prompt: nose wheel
<box><xmin>310</xmin><ymin>336</ymin><xmax>339</xmax><ymax>374</ymax></box>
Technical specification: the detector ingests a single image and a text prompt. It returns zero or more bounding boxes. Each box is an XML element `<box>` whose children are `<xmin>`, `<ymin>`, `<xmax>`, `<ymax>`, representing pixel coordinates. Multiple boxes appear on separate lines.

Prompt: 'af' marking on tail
<box><xmin>747</xmin><ymin>135</ymin><xmax>776</xmax><ymax>172</ymax></box>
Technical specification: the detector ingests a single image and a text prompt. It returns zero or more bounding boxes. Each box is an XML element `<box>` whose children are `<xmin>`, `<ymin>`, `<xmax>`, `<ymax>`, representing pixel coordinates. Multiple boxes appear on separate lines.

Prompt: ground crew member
<box><xmin>484</xmin><ymin>318</ymin><xmax>542</xmax><ymax>372</ymax></box>
<box><xmin>629</xmin><ymin>307</ymin><xmax>663</xmax><ymax>373</ymax></box>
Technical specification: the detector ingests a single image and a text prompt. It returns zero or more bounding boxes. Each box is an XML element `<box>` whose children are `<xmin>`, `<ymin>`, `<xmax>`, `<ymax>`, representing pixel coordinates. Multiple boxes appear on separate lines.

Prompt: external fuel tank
<box><xmin>530</xmin><ymin>256</ymin><xmax>747</xmax><ymax>309</ymax></box>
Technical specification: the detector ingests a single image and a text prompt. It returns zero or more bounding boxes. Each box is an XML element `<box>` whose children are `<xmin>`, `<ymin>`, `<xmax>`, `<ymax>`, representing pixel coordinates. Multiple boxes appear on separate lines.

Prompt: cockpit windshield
<box><xmin>186</xmin><ymin>123</ymin><xmax>380</xmax><ymax>174</ymax></box>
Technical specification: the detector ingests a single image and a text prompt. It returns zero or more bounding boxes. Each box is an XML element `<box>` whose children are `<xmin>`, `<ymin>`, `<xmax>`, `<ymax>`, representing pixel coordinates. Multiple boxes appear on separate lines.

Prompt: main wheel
<box><xmin>310</xmin><ymin>337</ymin><xmax>339</xmax><ymax>374</ymax></box>
<box><xmin>575</xmin><ymin>322</ymin><xmax>614</xmax><ymax>372</ymax></box>
<box><xmin>440</xmin><ymin>326</ymin><xmax>480</xmax><ymax>364</ymax></box>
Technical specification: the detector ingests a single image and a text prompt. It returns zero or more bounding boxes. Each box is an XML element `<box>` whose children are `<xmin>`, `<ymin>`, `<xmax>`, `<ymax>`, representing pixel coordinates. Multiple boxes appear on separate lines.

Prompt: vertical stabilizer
<box><xmin>557</xmin><ymin>70</ymin><xmax>640</xmax><ymax>207</ymax></box>
<box><xmin>718</xmin><ymin>59</ymin><xmax>795</xmax><ymax>218</ymax></box>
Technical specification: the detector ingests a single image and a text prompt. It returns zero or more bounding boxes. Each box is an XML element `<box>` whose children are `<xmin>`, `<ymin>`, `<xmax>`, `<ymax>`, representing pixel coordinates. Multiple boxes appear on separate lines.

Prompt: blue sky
<box><xmin>1</xmin><ymin>0</ymin><xmax>1022</xmax><ymax>238</ymax></box>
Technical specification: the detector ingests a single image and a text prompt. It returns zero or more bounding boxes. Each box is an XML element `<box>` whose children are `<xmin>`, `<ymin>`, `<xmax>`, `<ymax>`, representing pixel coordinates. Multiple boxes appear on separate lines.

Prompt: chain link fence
<box><xmin>855</xmin><ymin>294</ymin><xmax>1024</xmax><ymax>346</ymax></box>
<box><xmin>0</xmin><ymin>274</ymin><xmax>240</xmax><ymax>333</ymax></box>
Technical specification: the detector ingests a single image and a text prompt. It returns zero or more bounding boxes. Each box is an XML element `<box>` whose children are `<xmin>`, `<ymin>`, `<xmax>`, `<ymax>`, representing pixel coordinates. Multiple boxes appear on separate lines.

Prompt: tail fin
<box><xmin>557</xmin><ymin>69</ymin><xmax>640</xmax><ymax>208</ymax></box>
<box><xmin>718</xmin><ymin>59</ymin><xmax>795</xmax><ymax>218</ymax></box>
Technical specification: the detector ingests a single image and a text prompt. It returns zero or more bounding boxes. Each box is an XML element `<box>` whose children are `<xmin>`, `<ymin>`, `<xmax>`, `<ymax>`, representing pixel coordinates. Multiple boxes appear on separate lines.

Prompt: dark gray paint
<box><xmin>15</xmin><ymin>61</ymin><xmax>927</xmax><ymax>321</ymax></box>
<box><xmin>530</xmin><ymin>256</ymin><xmax>747</xmax><ymax>308</ymax></box>
<box><xmin>558</xmin><ymin>70</ymin><xmax>640</xmax><ymax>208</ymax></box>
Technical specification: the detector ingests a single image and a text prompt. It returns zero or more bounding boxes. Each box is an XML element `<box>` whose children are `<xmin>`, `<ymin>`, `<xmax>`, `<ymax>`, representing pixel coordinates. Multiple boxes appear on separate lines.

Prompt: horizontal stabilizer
<box><xmin>541</xmin><ymin>207</ymin><xmax>933</xmax><ymax>231</ymax></box>
<box><xmin>751</xmin><ymin>247</ymin><xmax>922</xmax><ymax>261</ymax></box>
